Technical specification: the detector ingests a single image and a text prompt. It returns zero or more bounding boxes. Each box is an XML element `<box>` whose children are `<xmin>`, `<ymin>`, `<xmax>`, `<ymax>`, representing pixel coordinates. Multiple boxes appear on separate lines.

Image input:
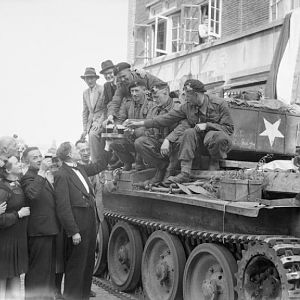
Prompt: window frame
<box><xmin>208</xmin><ymin>0</ymin><xmax>222</xmax><ymax>38</ymax></box>
<box><xmin>269</xmin><ymin>0</ymin><xmax>300</xmax><ymax>21</ymax></box>
<box><xmin>154</xmin><ymin>15</ymin><xmax>169</xmax><ymax>56</ymax></box>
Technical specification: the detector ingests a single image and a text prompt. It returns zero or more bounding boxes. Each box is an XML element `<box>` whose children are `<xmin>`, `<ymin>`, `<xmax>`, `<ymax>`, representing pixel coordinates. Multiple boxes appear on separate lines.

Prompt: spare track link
<box><xmin>104</xmin><ymin>211</ymin><xmax>300</xmax><ymax>299</ymax></box>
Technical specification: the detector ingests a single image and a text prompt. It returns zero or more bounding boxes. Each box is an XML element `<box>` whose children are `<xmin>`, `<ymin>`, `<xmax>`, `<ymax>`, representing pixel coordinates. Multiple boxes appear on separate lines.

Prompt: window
<box><xmin>149</xmin><ymin>0</ymin><xmax>176</xmax><ymax>18</ymax></box>
<box><xmin>181</xmin><ymin>5</ymin><xmax>200</xmax><ymax>50</ymax></box>
<box><xmin>182</xmin><ymin>0</ymin><xmax>222</xmax><ymax>49</ymax></box>
<box><xmin>153</xmin><ymin>16</ymin><xmax>168</xmax><ymax>56</ymax></box>
<box><xmin>270</xmin><ymin>0</ymin><xmax>300</xmax><ymax>21</ymax></box>
<box><xmin>134</xmin><ymin>24</ymin><xmax>151</xmax><ymax>64</ymax></box>
<box><xmin>209</xmin><ymin>0</ymin><xmax>221</xmax><ymax>37</ymax></box>
<box><xmin>171</xmin><ymin>14</ymin><xmax>181</xmax><ymax>52</ymax></box>
<box><xmin>134</xmin><ymin>0</ymin><xmax>222</xmax><ymax>62</ymax></box>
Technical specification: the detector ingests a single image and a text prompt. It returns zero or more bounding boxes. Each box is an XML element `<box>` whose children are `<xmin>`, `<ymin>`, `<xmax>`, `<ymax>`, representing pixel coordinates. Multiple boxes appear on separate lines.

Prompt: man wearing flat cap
<box><xmin>80</xmin><ymin>67</ymin><xmax>105</xmax><ymax>162</ymax></box>
<box><xmin>109</xmin><ymin>80</ymin><xmax>155</xmax><ymax>171</ymax></box>
<box><xmin>105</xmin><ymin>62</ymin><xmax>165</xmax><ymax>123</ymax></box>
<box><xmin>126</xmin><ymin>79</ymin><xmax>234</xmax><ymax>183</ymax></box>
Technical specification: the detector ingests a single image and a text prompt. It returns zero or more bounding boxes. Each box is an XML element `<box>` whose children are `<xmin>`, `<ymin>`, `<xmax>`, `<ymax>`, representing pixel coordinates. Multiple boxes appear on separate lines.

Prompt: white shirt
<box><xmin>90</xmin><ymin>86</ymin><xmax>96</xmax><ymax>108</ymax></box>
<box><xmin>65</xmin><ymin>162</ymin><xmax>90</xmax><ymax>194</ymax></box>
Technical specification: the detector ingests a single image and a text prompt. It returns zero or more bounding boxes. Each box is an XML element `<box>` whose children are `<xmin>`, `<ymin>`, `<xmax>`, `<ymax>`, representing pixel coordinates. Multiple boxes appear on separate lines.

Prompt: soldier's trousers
<box><xmin>88</xmin><ymin>131</ymin><xmax>105</xmax><ymax>163</ymax></box>
<box><xmin>110</xmin><ymin>139</ymin><xmax>135</xmax><ymax>164</ymax></box>
<box><xmin>135</xmin><ymin>136</ymin><xmax>178</xmax><ymax>170</ymax></box>
<box><xmin>179</xmin><ymin>128</ymin><xmax>232</xmax><ymax>161</ymax></box>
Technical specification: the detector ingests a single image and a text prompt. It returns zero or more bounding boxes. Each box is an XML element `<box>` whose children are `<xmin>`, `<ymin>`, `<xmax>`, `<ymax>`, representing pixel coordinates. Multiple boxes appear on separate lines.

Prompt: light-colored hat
<box><xmin>80</xmin><ymin>67</ymin><xmax>99</xmax><ymax>79</ymax></box>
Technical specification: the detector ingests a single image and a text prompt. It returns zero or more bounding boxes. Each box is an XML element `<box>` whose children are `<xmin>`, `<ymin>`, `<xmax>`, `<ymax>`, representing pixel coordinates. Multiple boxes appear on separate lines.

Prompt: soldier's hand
<box><xmin>195</xmin><ymin>123</ymin><xmax>207</xmax><ymax>132</ymax></box>
<box><xmin>124</xmin><ymin>119</ymin><xmax>144</xmax><ymax>129</ymax></box>
<box><xmin>103</xmin><ymin>115</ymin><xmax>114</xmax><ymax>127</ymax></box>
<box><xmin>72</xmin><ymin>233</ymin><xmax>81</xmax><ymax>245</ymax></box>
<box><xmin>160</xmin><ymin>139</ymin><xmax>170</xmax><ymax>157</ymax></box>
<box><xmin>80</xmin><ymin>131</ymin><xmax>87</xmax><ymax>140</ymax></box>
<box><xmin>0</xmin><ymin>202</ymin><xmax>7</xmax><ymax>215</ymax></box>
<box><xmin>92</xmin><ymin>124</ymin><xmax>100</xmax><ymax>132</ymax></box>
<box><xmin>135</xmin><ymin>68</ymin><xmax>147</xmax><ymax>78</ymax></box>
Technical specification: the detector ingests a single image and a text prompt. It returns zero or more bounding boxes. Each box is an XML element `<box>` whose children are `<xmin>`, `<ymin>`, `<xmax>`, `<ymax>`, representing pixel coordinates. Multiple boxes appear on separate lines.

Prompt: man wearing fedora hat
<box><xmin>105</xmin><ymin>62</ymin><xmax>165</xmax><ymax>123</ymax></box>
<box><xmin>126</xmin><ymin>79</ymin><xmax>234</xmax><ymax>184</ymax></box>
<box><xmin>80</xmin><ymin>67</ymin><xmax>105</xmax><ymax>162</ymax></box>
<box><xmin>99</xmin><ymin>60</ymin><xmax>117</xmax><ymax>108</ymax></box>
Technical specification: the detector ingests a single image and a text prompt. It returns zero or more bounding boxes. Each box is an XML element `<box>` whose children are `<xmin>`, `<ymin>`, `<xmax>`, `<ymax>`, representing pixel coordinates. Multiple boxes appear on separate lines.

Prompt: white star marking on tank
<box><xmin>259</xmin><ymin>118</ymin><xmax>284</xmax><ymax>147</ymax></box>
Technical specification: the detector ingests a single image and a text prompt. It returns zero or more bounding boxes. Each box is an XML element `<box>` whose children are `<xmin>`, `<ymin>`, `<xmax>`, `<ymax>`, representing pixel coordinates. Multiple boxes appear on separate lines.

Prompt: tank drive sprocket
<box><xmin>236</xmin><ymin>242</ymin><xmax>300</xmax><ymax>299</ymax></box>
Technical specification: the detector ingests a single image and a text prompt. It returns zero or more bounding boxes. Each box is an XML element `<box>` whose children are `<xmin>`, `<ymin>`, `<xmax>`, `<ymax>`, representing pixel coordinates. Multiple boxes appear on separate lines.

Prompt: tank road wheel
<box><xmin>236</xmin><ymin>243</ymin><xmax>291</xmax><ymax>300</ymax></box>
<box><xmin>94</xmin><ymin>219</ymin><xmax>109</xmax><ymax>276</ymax></box>
<box><xmin>107</xmin><ymin>221</ymin><xmax>143</xmax><ymax>291</ymax></box>
<box><xmin>183</xmin><ymin>243</ymin><xmax>238</xmax><ymax>300</ymax></box>
<box><xmin>141</xmin><ymin>230</ymin><xmax>186</xmax><ymax>300</ymax></box>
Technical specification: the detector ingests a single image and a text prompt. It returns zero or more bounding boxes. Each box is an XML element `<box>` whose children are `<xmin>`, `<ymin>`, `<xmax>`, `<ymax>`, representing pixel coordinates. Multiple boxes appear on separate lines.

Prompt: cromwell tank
<box><xmin>93</xmin><ymin>11</ymin><xmax>300</xmax><ymax>298</ymax></box>
<box><xmin>93</xmin><ymin>102</ymin><xmax>300</xmax><ymax>300</ymax></box>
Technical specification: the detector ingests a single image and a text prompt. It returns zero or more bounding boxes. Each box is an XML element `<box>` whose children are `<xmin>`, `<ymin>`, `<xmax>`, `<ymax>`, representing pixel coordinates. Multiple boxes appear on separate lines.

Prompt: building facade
<box><xmin>127</xmin><ymin>0</ymin><xmax>300</xmax><ymax>94</ymax></box>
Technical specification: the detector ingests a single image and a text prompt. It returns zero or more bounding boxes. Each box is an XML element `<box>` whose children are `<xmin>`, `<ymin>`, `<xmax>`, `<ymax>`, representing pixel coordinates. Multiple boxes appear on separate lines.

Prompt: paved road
<box><xmin>92</xmin><ymin>283</ymin><xmax>121</xmax><ymax>300</ymax></box>
<box><xmin>20</xmin><ymin>275</ymin><xmax>122</xmax><ymax>300</ymax></box>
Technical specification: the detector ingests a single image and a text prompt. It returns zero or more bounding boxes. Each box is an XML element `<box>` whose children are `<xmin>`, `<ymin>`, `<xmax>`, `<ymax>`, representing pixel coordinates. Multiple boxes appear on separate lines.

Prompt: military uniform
<box><xmin>143</xmin><ymin>94</ymin><xmax>234</xmax><ymax>170</ymax></box>
<box><xmin>107</xmin><ymin>70</ymin><xmax>165</xmax><ymax>119</ymax></box>
<box><xmin>110</xmin><ymin>94</ymin><xmax>155</xmax><ymax>167</ymax></box>
<box><xmin>135</xmin><ymin>98</ymin><xmax>187</xmax><ymax>172</ymax></box>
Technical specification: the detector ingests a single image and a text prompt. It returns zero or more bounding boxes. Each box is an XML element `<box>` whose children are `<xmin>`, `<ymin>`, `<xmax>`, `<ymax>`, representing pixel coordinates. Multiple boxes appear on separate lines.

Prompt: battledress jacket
<box><xmin>144</xmin><ymin>97</ymin><xmax>190</xmax><ymax>142</ymax></box>
<box><xmin>144</xmin><ymin>94</ymin><xmax>234</xmax><ymax>137</ymax></box>
<box><xmin>107</xmin><ymin>70</ymin><xmax>165</xmax><ymax>118</ymax></box>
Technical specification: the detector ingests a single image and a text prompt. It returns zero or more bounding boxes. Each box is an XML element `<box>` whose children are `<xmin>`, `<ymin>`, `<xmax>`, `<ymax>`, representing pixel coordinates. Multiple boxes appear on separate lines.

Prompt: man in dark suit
<box><xmin>54</xmin><ymin>142</ymin><xmax>108</xmax><ymax>300</ymax></box>
<box><xmin>21</xmin><ymin>147</ymin><xmax>60</xmax><ymax>299</ymax></box>
<box><xmin>99</xmin><ymin>60</ymin><xmax>117</xmax><ymax>108</ymax></box>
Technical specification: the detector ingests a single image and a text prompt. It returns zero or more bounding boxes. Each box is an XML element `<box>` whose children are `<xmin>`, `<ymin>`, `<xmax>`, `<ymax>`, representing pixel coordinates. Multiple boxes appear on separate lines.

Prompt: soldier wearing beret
<box><xmin>105</xmin><ymin>62</ymin><xmax>165</xmax><ymax>123</ymax></box>
<box><xmin>126</xmin><ymin>79</ymin><xmax>234</xmax><ymax>184</ymax></box>
<box><xmin>134</xmin><ymin>83</ymin><xmax>190</xmax><ymax>184</ymax></box>
<box><xmin>109</xmin><ymin>80</ymin><xmax>156</xmax><ymax>171</ymax></box>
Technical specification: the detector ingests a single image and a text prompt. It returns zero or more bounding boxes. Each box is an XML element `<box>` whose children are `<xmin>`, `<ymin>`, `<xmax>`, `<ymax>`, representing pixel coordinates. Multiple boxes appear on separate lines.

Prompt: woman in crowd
<box><xmin>0</xmin><ymin>155</ymin><xmax>30</xmax><ymax>299</ymax></box>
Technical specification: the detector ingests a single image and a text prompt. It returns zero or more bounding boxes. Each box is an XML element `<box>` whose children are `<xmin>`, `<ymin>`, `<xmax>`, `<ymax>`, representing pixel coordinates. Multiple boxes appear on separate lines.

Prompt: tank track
<box><xmin>104</xmin><ymin>211</ymin><xmax>300</xmax><ymax>299</ymax></box>
<box><xmin>92</xmin><ymin>277</ymin><xmax>139</xmax><ymax>300</ymax></box>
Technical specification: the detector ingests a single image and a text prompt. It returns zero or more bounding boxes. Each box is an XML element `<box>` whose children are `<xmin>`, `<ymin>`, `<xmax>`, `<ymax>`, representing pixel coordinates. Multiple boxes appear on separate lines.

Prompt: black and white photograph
<box><xmin>1</xmin><ymin>0</ymin><xmax>300</xmax><ymax>299</ymax></box>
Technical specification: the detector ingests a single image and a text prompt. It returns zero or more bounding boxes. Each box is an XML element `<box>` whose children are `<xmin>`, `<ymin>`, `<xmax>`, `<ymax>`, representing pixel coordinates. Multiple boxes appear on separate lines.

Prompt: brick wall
<box><xmin>135</xmin><ymin>0</ymin><xmax>149</xmax><ymax>24</ymax></box>
<box><xmin>222</xmin><ymin>0</ymin><xmax>270</xmax><ymax>37</ymax></box>
<box><xmin>241</xmin><ymin>0</ymin><xmax>270</xmax><ymax>31</ymax></box>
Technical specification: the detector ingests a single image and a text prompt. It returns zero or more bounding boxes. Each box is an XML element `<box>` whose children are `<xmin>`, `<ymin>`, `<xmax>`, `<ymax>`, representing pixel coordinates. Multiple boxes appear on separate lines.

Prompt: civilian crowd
<box><xmin>0</xmin><ymin>59</ymin><xmax>233</xmax><ymax>300</ymax></box>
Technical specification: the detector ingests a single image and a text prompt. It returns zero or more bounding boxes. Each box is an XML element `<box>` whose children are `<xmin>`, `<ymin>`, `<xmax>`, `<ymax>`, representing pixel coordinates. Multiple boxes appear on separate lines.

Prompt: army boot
<box><xmin>144</xmin><ymin>167</ymin><xmax>167</xmax><ymax>186</ymax></box>
<box><xmin>135</xmin><ymin>154</ymin><xmax>146</xmax><ymax>171</ymax></box>
<box><xmin>208</xmin><ymin>158</ymin><xmax>220</xmax><ymax>171</ymax></box>
<box><xmin>123</xmin><ymin>162</ymin><xmax>132</xmax><ymax>171</ymax></box>
<box><xmin>164</xmin><ymin>160</ymin><xmax>192</xmax><ymax>184</ymax></box>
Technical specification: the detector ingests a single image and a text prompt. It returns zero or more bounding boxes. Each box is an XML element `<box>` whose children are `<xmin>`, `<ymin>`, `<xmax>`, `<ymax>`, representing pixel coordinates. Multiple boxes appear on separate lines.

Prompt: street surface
<box><xmin>20</xmin><ymin>275</ymin><xmax>122</xmax><ymax>300</ymax></box>
<box><xmin>92</xmin><ymin>283</ymin><xmax>121</xmax><ymax>300</ymax></box>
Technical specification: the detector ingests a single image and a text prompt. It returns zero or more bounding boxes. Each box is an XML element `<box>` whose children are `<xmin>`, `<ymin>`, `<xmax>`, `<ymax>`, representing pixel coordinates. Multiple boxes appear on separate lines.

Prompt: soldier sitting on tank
<box><xmin>125</xmin><ymin>79</ymin><xmax>234</xmax><ymax>184</ymax></box>
<box><xmin>103</xmin><ymin>62</ymin><xmax>166</xmax><ymax>125</ymax></box>
<box><xmin>134</xmin><ymin>82</ymin><xmax>190</xmax><ymax>185</ymax></box>
<box><xmin>109</xmin><ymin>79</ymin><xmax>156</xmax><ymax>171</ymax></box>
